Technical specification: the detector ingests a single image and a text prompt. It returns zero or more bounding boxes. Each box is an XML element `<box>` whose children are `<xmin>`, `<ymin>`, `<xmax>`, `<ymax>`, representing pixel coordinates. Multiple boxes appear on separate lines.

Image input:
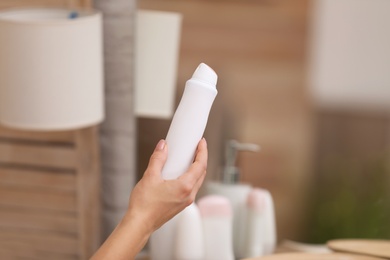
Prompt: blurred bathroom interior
<box><xmin>0</xmin><ymin>0</ymin><xmax>389</xmax><ymax>258</ymax></box>
<box><xmin>136</xmin><ymin>0</ymin><xmax>390</xmax><ymax>244</ymax></box>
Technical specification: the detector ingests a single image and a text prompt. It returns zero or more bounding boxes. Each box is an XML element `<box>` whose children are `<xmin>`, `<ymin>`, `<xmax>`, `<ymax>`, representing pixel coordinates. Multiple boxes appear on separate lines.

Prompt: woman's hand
<box><xmin>126</xmin><ymin>138</ymin><xmax>208</xmax><ymax>233</ymax></box>
<box><xmin>91</xmin><ymin>138</ymin><xmax>208</xmax><ymax>260</ymax></box>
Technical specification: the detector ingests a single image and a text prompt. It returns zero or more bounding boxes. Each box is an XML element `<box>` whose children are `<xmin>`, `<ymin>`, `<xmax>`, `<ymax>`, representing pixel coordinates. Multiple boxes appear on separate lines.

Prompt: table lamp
<box><xmin>0</xmin><ymin>8</ymin><xmax>104</xmax><ymax>259</ymax></box>
<box><xmin>0</xmin><ymin>8</ymin><xmax>104</xmax><ymax>130</ymax></box>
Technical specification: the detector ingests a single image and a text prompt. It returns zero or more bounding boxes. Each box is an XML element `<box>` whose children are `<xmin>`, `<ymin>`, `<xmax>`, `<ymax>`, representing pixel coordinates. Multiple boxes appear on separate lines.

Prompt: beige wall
<box><xmin>137</xmin><ymin>0</ymin><xmax>314</xmax><ymax>241</ymax></box>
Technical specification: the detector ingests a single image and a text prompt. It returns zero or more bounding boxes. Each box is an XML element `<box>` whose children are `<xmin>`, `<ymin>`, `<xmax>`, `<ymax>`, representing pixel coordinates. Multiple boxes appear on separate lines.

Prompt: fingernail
<box><xmin>202</xmin><ymin>137</ymin><xmax>207</xmax><ymax>146</ymax></box>
<box><xmin>156</xmin><ymin>139</ymin><xmax>165</xmax><ymax>151</ymax></box>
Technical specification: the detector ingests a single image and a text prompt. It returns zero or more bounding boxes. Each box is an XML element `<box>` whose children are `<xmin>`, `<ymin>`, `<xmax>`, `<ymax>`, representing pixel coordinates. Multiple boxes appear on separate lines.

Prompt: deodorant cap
<box><xmin>198</xmin><ymin>195</ymin><xmax>232</xmax><ymax>217</ymax></box>
<box><xmin>191</xmin><ymin>63</ymin><xmax>218</xmax><ymax>88</ymax></box>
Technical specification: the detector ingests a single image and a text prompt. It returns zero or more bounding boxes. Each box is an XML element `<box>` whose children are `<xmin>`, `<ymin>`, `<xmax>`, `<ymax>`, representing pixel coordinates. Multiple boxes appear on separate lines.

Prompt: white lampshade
<box><xmin>0</xmin><ymin>8</ymin><xmax>104</xmax><ymax>130</ymax></box>
<box><xmin>308</xmin><ymin>0</ymin><xmax>390</xmax><ymax>111</ymax></box>
<box><xmin>135</xmin><ymin>10</ymin><xmax>182</xmax><ymax>119</ymax></box>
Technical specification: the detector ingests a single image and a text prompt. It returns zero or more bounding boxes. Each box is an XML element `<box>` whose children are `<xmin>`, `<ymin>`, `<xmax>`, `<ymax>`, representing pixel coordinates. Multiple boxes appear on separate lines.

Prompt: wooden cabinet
<box><xmin>0</xmin><ymin>126</ymin><xmax>101</xmax><ymax>259</ymax></box>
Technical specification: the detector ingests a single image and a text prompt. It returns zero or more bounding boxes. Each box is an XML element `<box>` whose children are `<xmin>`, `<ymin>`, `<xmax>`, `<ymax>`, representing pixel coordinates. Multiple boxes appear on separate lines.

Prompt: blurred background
<box><xmin>0</xmin><ymin>0</ymin><xmax>389</xmax><ymax>258</ymax></box>
<box><xmin>136</xmin><ymin>0</ymin><xmax>390</xmax><ymax>243</ymax></box>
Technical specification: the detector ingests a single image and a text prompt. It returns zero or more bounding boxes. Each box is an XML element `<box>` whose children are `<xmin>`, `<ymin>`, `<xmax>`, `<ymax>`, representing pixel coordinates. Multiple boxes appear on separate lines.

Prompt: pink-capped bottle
<box><xmin>245</xmin><ymin>188</ymin><xmax>277</xmax><ymax>256</ymax></box>
<box><xmin>174</xmin><ymin>203</ymin><xmax>204</xmax><ymax>260</ymax></box>
<box><xmin>198</xmin><ymin>195</ymin><xmax>234</xmax><ymax>260</ymax></box>
<box><xmin>244</xmin><ymin>188</ymin><xmax>267</xmax><ymax>257</ymax></box>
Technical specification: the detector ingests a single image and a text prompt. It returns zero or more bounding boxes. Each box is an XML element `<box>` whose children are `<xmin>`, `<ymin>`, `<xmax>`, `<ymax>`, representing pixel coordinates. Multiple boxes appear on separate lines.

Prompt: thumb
<box><xmin>146</xmin><ymin>139</ymin><xmax>168</xmax><ymax>177</ymax></box>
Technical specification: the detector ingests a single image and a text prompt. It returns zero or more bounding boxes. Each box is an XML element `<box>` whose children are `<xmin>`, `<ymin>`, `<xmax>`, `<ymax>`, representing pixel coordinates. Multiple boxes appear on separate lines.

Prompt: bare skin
<box><xmin>91</xmin><ymin>138</ymin><xmax>208</xmax><ymax>260</ymax></box>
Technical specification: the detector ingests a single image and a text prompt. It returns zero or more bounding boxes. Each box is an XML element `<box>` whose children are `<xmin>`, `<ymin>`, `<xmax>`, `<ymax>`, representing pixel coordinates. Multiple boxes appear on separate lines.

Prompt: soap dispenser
<box><xmin>206</xmin><ymin>139</ymin><xmax>260</xmax><ymax>258</ymax></box>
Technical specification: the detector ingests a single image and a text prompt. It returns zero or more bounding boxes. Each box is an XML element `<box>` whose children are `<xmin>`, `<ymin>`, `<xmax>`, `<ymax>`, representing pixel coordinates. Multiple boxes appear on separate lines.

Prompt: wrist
<box><xmin>122</xmin><ymin>210</ymin><xmax>154</xmax><ymax>238</ymax></box>
<box><xmin>91</xmin><ymin>210</ymin><xmax>153</xmax><ymax>260</ymax></box>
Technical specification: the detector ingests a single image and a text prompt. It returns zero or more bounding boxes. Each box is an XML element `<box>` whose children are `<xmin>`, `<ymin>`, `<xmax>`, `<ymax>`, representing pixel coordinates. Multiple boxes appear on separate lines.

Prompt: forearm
<box><xmin>91</xmin><ymin>213</ymin><xmax>152</xmax><ymax>260</ymax></box>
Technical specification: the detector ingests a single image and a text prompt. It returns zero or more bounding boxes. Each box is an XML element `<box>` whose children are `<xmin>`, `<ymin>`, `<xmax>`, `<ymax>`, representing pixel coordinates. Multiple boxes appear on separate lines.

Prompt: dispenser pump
<box><xmin>222</xmin><ymin>140</ymin><xmax>260</xmax><ymax>184</ymax></box>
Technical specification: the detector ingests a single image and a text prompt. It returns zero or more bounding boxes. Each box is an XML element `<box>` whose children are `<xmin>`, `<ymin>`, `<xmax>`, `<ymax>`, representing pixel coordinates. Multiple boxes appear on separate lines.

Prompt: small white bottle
<box><xmin>262</xmin><ymin>189</ymin><xmax>277</xmax><ymax>255</ymax></box>
<box><xmin>244</xmin><ymin>188</ymin><xmax>267</xmax><ymax>258</ymax></box>
<box><xmin>206</xmin><ymin>181</ymin><xmax>251</xmax><ymax>258</ymax></box>
<box><xmin>174</xmin><ymin>203</ymin><xmax>204</xmax><ymax>260</ymax></box>
<box><xmin>150</xmin><ymin>63</ymin><xmax>218</xmax><ymax>260</ymax></box>
<box><xmin>198</xmin><ymin>195</ymin><xmax>234</xmax><ymax>260</ymax></box>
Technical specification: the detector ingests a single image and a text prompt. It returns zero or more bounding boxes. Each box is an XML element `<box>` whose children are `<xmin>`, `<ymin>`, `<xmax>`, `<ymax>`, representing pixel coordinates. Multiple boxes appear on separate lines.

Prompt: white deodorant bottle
<box><xmin>198</xmin><ymin>195</ymin><xmax>235</xmax><ymax>260</ymax></box>
<box><xmin>174</xmin><ymin>203</ymin><xmax>204</xmax><ymax>260</ymax></box>
<box><xmin>162</xmin><ymin>62</ymin><xmax>218</xmax><ymax>180</ymax></box>
<box><xmin>150</xmin><ymin>63</ymin><xmax>218</xmax><ymax>260</ymax></box>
